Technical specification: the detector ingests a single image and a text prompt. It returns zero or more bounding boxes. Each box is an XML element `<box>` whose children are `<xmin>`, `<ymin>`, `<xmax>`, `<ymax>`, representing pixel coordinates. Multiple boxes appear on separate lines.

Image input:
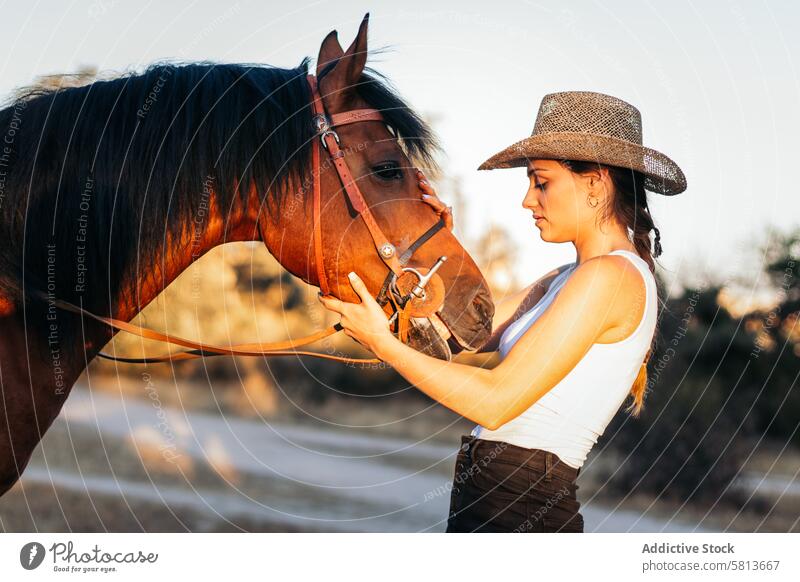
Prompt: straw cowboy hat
<box><xmin>478</xmin><ymin>91</ymin><xmax>687</xmax><ymax>195</ymax></box>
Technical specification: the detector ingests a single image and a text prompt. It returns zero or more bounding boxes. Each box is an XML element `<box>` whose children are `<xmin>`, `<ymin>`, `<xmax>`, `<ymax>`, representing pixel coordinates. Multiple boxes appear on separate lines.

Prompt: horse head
<box><xmin>259</xmin><ymin>15</ymin><xmax>494</xmax><ymax>359</ymax></box>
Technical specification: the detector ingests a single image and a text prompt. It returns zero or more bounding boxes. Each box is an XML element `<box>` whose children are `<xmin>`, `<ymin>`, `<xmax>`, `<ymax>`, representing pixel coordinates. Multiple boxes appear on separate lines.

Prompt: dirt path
<box><xmin>2</xmin><ymin>387</ymin><xmax>710</xmax><ymax>532</ymax></box>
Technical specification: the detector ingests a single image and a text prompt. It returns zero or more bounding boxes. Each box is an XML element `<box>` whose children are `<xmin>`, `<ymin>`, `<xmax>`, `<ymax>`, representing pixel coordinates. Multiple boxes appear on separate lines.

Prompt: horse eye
<box><xmin>372</xmin><ymin>162</ymin><xmax>403</xmax><ymax>181</ymax></box>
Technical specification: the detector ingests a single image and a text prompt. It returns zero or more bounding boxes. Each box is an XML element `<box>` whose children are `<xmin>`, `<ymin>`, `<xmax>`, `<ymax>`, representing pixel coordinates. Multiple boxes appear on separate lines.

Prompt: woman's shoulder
<box><xmin>541</xmin><ymin>252</ymin><xmax>649</xmax><ymax>298</ymax></box>
<box><xmin>572</xmin><ymin>252</ymin><xmax>649</xmax><ymax>290</ymax></box>
<box><xmin>564</xmin><ymin>252</ymin><xmax>651</xmax><ymax>339</ymax></box>
<box><xmin>597</xmin><ymin>251</ymin><xmax>654</xmax><ymax>291</ymax></box>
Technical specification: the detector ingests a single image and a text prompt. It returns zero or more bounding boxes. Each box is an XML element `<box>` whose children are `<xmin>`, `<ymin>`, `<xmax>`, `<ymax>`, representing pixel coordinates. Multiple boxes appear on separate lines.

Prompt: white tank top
<box><xmin>471</xmin><ymin>249</ymin><xmax>658</xmax><ymax>469</ymax></box>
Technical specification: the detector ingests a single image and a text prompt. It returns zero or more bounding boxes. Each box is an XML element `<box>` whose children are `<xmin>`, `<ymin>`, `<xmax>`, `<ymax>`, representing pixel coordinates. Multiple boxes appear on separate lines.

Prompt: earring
<box><xmin>587</xmin><ymin>196</ymin><xmax>599</xmax><ymax>208</ymax></box>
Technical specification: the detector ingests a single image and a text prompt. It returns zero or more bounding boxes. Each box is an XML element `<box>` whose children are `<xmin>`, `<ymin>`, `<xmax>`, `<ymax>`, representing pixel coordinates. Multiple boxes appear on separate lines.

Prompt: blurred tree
<box><xmin>472</xmin><ymin>222</ymin><xmax>520</xmax><ymax>298</ymax></box>
<box><xmin>603</xmin><ymin>226</ymin><xmax>800</xmax><ymax>506</ymax></box>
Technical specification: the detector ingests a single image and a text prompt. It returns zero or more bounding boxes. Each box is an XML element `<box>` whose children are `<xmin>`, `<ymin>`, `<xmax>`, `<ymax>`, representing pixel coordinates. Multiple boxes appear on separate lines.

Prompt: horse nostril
<box><xmin>471</xmin><ymin>290</ymin><xmax>494</xmax><ymax>327</ymax></box>
<box><xmin>472</xmin><ymin>296</ymin><xmax>488</xmax><ymax>319</ymax></box>
<box><xmin>439</xmin><ymin>283</ymin><xmax>494</xmax><ymax>351</ymax></box>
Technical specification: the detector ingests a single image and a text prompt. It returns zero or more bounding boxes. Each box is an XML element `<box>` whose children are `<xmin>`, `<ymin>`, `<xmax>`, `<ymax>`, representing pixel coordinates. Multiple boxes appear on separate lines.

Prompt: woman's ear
<box><xmin>588</xmin><ymin>167</ymin><xmax>611</xmax><ymax>196</ymax></box>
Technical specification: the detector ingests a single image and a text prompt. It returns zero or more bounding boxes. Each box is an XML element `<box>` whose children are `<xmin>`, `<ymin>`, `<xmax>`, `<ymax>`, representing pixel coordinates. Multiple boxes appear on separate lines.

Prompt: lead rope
<box><xmin>39</xmin><ymin>293</ymin><xmax>381</xmax><ymax>365</ymax></box>
<box><xmin>387</xmin><ymin>290</ymin><xmax>414</xmax><ymax>344</ymax></box>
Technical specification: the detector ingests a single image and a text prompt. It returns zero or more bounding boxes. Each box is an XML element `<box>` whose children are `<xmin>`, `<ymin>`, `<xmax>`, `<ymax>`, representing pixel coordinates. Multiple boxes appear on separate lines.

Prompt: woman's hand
<box><xmin>416</xmin><ymin>170</ymin><xmax>453</xmax><ymax>231</ymax></box>
<box><xmin>318</xmin><ymin>272</ymin><xmax>396</xmax><ymax>357</ymax></box>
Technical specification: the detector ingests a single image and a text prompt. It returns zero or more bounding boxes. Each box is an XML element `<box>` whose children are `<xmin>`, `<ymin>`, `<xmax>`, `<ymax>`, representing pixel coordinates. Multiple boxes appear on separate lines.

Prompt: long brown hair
<box><xmin>560</xmin><ymin>159</ymin><xmax>661</xmax><ymax>417</ymax></box>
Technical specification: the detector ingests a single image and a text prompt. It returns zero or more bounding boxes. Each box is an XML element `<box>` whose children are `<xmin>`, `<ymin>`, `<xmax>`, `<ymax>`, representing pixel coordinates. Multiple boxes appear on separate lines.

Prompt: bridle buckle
<box><xmin>320</xmin><ymin>129</ymin><xmax>340</xmax><ymax>148</ymax></box>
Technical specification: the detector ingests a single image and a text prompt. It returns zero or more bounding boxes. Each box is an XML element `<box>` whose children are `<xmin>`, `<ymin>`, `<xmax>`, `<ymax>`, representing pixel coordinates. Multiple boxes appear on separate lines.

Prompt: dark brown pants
<box><xmin>446</xmin><ymin>435</ymin><xmax>584</xmax><ymax>533</ymax></box>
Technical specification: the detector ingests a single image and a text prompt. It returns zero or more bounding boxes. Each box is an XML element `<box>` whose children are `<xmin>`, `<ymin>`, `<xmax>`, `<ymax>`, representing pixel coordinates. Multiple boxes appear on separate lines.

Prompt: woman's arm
<box><xmin>476</xmin><ymin>263</ymin><xmax>573</xmax><ymax>353</ymax></box>
<box><xmin>320</xmin><ymin>254</ymin><xmax>644</xmax><ymax>430</ymax></box>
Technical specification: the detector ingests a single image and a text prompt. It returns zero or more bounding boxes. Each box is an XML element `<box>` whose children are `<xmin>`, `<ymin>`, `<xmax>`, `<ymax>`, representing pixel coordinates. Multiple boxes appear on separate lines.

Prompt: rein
<box><xmin>37</xmin><ymin>74</ymin><xmax>450</xmax><ymax>365</ymax></box>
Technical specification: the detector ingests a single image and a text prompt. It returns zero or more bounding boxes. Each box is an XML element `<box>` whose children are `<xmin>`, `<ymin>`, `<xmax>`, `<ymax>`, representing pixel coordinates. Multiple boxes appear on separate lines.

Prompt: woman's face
<box><xmin>522</xmin><ymin>159</ymin><xmax>599</xmax><ymax>243</ymax></box>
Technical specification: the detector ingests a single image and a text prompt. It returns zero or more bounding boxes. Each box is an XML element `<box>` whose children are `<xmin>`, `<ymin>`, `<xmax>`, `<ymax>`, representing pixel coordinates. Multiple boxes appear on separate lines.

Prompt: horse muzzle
<box><xmin>388</xmin><ymin>255</ymin><xmax>493</xmax><ymax>361</ymax></box>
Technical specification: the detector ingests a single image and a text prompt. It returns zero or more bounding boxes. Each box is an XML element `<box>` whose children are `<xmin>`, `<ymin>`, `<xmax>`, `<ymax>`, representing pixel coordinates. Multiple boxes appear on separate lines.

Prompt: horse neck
<box><xmin>0</xmin><ymin>187</ymin><xmax>263</xmax><ymax>485</ymax></box>
<box><xmin>105</xmin><ymin>193</ymin><xmax>263</xmax><ymax>332</ymax></box>
<box><xmin>14</xmin><ymin>194</ymin><xmax>260</xmax><ymax>390</ymax></box>
<box><xmin>257</xmin><ymin>178</ymin><xmax>319</xmax><ymax>288</ymax></box>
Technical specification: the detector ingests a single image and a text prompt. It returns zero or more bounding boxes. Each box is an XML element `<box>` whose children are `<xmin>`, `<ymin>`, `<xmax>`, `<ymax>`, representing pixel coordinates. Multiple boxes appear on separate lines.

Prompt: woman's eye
<box><xmin>373</xmin><ymin>162</ymin><xmax>403</xmax><ymax>181</ymax></box>
<box><xmin>536</xmin><ymin>181</ymin><xmax>547</xmax><ymax>191</ymax></box>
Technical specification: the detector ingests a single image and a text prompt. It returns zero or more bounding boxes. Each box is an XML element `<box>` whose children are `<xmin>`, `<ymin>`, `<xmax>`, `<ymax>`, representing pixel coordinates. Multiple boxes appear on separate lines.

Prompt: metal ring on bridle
<box><xmin>400</xmin><ymin>268</ymin><xmax>428</xmax><ymax>300</ymax></box>
<box><xmin>313</xmin><ymin>114</ymin><xmax>340</xmax><ymax>148</ymax></box>
<box><xmin>388</xmin><ymin>255</ymin><xmax>448</xmax><ymax>305</ymax></box>
<box><xmin>312</xmin><ymin>114</ymin><xmax>330</xmax><ymax>132</ymax></box>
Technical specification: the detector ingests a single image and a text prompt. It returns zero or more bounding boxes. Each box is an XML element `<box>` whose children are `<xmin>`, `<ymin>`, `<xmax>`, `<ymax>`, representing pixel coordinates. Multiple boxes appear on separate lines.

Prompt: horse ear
<box><xmin>316</xmin><ymin>30</ymin><xmax>344</xmax><ymax>77</ymax></box>
<box><xmin>317</xmin><ymin>13</ymin><xmax>369</xmax><ymax>112</ymax></box>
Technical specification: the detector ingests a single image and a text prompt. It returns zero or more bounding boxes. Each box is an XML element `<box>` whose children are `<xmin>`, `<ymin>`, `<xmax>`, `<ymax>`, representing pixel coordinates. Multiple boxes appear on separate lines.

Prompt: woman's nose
<box><xmin>522</xmin><ymin>186</ymin><xmax>539</xmax><ymax>210</ymax></box>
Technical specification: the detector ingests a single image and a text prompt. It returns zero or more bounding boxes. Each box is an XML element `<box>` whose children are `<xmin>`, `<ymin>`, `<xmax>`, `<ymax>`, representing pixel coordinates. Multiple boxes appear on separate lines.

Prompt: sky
<box><xmin>1</xmin><ymin>0</ymin><xmax>798</xmax><ymax>305</ymax></box>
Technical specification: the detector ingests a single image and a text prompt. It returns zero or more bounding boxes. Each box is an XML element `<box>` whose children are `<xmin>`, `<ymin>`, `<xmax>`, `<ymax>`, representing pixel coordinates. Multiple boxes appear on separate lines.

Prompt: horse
<box><xmin>0</xmin><ymin>14</ymin><xmax>494</xmax><ymax>497</ymax></box>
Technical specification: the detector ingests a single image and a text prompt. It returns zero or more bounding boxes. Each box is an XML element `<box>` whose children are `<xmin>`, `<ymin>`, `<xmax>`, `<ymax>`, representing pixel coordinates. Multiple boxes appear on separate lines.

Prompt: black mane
<box><xmin>0</xmin><ymin>58</ymin><xmax>438</xmax><ymax>344</ymax></box>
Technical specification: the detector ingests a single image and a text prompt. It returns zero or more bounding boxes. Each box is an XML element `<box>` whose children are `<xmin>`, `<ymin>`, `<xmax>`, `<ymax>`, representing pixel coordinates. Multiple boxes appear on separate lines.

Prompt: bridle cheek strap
<box><xmin>307</xmin><ymin>74</ymin><xmax>403</xmax><ymax>298</ymax></box>
<box><xmin>325</xmin><ymin>137</ymin><xmax>403</xmax><ymax>276</ymax></box>
<box><xmin>309</xmin><ymin>76</ymin><xmax>329</xmax><ymax>296</ymax></box>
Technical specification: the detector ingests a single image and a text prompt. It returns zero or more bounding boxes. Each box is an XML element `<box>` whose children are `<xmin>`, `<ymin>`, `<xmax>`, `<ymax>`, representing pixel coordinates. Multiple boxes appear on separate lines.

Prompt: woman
<box><xmin>319</xmin><ymin>91</ymin><xmax>687</xmax><ymax>533</ymax></box>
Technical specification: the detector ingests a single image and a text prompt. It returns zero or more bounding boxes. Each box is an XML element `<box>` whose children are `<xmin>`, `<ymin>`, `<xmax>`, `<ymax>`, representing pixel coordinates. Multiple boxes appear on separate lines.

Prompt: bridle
<box><xmin>39</xmin><ymin>74</ymin><xmax>452</xmax><ymax>365</ymax></box>
<box><xmin>303</xmin><ymin>75</ymin><xmax>450</xmax><ymax>343</ymax></box>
